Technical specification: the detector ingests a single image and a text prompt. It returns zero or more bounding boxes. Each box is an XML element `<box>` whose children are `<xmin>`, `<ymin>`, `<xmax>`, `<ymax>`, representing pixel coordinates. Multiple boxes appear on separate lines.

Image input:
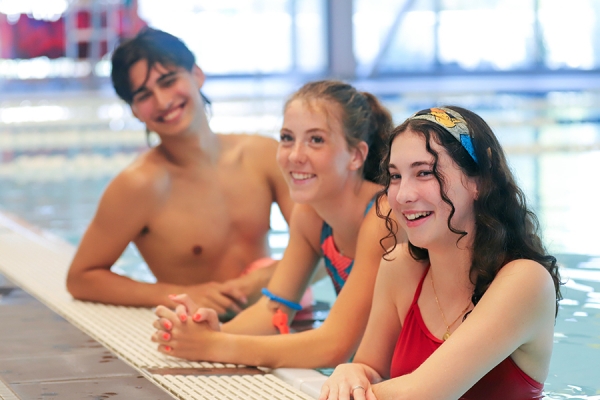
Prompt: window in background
<box><xmin>354</xmin><ymin>0</ymin><xmax>436</xmax><ymax>75</ymax></box>
<box><xmin>293</xmin><ymin>0</ymin><xmax>327</xmax><ymax>74</ymax></box>
<box><xmin>353</xmin><ymin>0</ymin><xmax>600</xmax><ymax>75</ymax></box>
<box><xmin>539</xmin><ymin>0</ymin><xmax>600</xmax><ymax>70</ymax></box>
<box><xmin>138</xmin><ymin>0</ymin><xmax>326</xmax><ymax>75</ymax></box>
<box><xmin>438</xmin><ymin>0</ymin><xmax>536</xmax><ymax>71</ymax></box>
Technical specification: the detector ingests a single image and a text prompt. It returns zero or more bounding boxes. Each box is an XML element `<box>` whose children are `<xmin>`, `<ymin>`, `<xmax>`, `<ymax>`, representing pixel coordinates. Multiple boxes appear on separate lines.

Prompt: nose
<box><xmin>154</xmin><ymin>89</ymin><xmax>173</xmax><ymax>110</ymax></box>
<box><xmin>394</xmin><ymin>178</ymin><xmax>417</xmax><ymax>205</ymax></box>
<box><xmin>288</xmin><ymin>142</ymin><xmax>307</xmax><ymax>164</ymax></box>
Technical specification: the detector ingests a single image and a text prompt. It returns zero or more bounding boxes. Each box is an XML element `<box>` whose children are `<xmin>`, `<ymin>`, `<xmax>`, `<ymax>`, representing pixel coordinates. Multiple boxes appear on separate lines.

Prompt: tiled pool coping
<box><xmin>0</xmin><ymin>212</ymin><xmax>319</xmax><ymax>399</ymax></box>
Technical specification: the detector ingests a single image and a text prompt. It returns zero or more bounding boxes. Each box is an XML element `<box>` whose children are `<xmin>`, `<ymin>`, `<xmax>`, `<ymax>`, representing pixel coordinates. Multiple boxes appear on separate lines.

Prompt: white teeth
<box><xmin>291</xmin><ymin>172</ymin><xmax>315</xmax><ymax>180</ymax></box>
<box><xmin>162</xmin><ymin>107</ymin><xmax>180</xmax><ymax>122</ymax></box>
<box><xmin>405</xmin><ymin>211</ymin><xmax>432</xmax><ymax>221</ymax></box>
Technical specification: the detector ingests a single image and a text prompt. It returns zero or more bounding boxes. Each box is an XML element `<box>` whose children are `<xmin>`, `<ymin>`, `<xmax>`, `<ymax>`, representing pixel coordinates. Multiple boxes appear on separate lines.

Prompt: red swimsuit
<box><xmin>389</xmin><ymin>267</ymin><xmax>544</xmax><ymax>399</ymax></box>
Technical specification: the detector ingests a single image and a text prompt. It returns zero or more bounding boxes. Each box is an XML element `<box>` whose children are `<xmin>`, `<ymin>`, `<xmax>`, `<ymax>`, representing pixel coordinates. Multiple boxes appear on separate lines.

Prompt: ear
<box><xmin>130</xmin><ymin>104</ymin><xmax>140</xmax><ymax>120</ymax></box>
<box><xmin>349</xmin><ymin>141</ymin><xmax>369</xmax><ymax>171</ymax></box>
<box><xmin>471</xmin><ymin>177</ymin><xmax>480</xmax><ymax>201</ymax></box>
<box><xmin>192</xmin><ymin>65</ymin><xmax>206</xmax><ymax>88</ymax></box>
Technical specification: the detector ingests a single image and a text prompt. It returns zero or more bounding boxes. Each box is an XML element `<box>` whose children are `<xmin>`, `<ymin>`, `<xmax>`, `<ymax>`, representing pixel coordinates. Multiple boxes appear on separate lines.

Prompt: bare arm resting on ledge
<box><xmin>151</xmin><ymin>79</ymin><xmax>406</xmax><ymax>369</ymax></box>
<box><xmin>66</xmin><ymin>28</ymin><xmax>293</xmax><ymax>313</ymax></box>
<box><xmin>319</xmin><ymin>106</ymin><xmax>561</xmax><ymax>400</ymax></box>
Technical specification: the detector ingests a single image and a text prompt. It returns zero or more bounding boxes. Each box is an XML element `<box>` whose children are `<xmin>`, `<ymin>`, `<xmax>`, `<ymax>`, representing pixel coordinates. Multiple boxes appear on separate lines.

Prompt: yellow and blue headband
<box><xmin>408</xmin><ymin>107</ymin><xmax>478</xmax><ymax>164</ymax></box>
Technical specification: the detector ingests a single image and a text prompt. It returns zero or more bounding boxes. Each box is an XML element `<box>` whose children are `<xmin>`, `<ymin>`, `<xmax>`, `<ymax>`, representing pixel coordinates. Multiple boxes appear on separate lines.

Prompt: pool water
<box><xmin>0</xmin><ymin>89</ymin><xmax>599</xmax><ymax>398</ymax></box>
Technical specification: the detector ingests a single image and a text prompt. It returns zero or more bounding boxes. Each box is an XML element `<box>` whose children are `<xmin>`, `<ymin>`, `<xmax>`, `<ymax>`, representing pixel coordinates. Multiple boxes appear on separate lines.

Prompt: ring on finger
<box><xmin>352</xmin><ymin>385</ymin><xmax>365</xmax><ymax>392</ymax></box>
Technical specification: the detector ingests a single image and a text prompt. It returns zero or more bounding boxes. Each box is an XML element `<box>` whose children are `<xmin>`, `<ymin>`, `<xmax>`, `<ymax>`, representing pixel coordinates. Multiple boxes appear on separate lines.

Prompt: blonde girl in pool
<box><xmin>151</xmin><ymin>80</ymin><xmax>404</xmax><ymax>368</ymax></box>
<box><xmin>320</xmin><ymin>106</ymin><xmax>561</xmax><ymax>400</ymax></box>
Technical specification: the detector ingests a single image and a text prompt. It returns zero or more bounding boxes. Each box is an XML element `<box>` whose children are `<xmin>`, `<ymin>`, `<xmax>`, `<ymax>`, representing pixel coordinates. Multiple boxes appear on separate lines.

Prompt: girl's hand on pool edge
<box><xmin>153</xmin><ymin>315</ymin><xmax>174</xmax><ymax>331</ymax></box>
<box><xmin>168</xmin><ymin>293</ymin><xmax>197</xmax><ymax>321</ymax></box>
<box><xmin>190</xmin><ymin>307</ymin><xmax>221</xmax><ymax>331</ymax></box>
<box><xmin>152</xmin><ymin>305</ymin><xmax>221</xmax><ymax>360</ymax></box>
<box><xmin>153</xmin><ymin>304</ymin><xmax>179</xmax><ymax>332</ymax></box>
<box><xmin>319</xmin><ymin>363</ymin><xmax>378</xmax><ymax>400</ymax></box>
<box><xmin>152</xmin><ymin>305</ymin><xmax>179</xmax><ymax>350</ymax></box>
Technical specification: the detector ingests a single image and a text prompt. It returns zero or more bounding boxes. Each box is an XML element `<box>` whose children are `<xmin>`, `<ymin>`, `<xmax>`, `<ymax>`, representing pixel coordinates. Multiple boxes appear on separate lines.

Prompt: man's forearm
<box><xmin>67</xmin><ymin>269</ymin><xmax>182</xmax><ymax>307</ymax></box>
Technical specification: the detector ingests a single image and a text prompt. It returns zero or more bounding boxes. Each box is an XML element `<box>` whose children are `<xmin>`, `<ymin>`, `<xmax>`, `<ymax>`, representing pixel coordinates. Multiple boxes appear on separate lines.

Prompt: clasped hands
<box><xmin>179</xmin><ymin>277</ymin><xmax>251</xmax><ymax>316</ymax></box>
<box><xmin>152</xmin><ymin>293</ymin><xmax>221</xmax><ymax>359</ymax></box>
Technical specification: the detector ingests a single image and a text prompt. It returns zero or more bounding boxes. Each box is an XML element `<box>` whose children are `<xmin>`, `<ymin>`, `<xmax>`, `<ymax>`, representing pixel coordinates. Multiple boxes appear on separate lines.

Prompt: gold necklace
<box><xmin>430</xmin><ymin>271</ymin><xmax>472</xmax><ymax>341</ymax></box>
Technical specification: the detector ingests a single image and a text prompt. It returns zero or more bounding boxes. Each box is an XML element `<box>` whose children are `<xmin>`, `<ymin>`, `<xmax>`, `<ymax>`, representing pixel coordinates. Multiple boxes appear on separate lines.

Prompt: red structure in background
<box><xmin>0</xmin><ymin>13</ymin><xmax>14</xmax><ymax>58</ymax></box>
<box><xmin>13</xmin><ymin>15</ymin><xmax>65</xmax><ymax>59</ymax></box>
<box><xmin>0</xmin><ymin>0</ymin><xmax>146</xmax><ymax>60</ymax></box>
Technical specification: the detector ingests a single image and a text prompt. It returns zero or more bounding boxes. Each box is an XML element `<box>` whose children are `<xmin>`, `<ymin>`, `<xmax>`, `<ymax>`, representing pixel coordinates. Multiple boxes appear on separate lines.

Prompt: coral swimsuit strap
<box><xmin>320</xmin><ymin>197</ymin><xmax>376</xmax><ymax>294</ymax></box>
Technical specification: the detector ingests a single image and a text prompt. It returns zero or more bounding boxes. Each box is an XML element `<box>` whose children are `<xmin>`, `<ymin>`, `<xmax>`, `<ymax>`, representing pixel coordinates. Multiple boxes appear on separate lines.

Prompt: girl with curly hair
<box><xmin>321</xmin><ymin>106</ymin><xmax>561</xmax><ymax>400</ymax></box>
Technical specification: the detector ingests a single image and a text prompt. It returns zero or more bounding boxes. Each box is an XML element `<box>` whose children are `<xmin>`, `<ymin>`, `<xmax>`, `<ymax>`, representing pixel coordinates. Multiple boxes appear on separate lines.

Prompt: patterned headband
<box><xmin>408</xmin><ymin>107</ymin><xmax>478</xmax><ymax>164</ymax></box>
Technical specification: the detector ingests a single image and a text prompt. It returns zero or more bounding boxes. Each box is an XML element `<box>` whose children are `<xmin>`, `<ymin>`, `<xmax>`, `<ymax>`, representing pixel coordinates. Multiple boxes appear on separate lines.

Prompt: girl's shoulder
<box><xmin>379</xmin><ymin>243</ymin><xmax>429</xmax><ymax>288</ymax></box>
<box><xmin>376</xmin><ymin>243</ymin><xmax>429</xmax><ymax>317</ymax></box>
<box><xmin>290</xmin><ymin>203</ymin><xmax>325</xmax><ymax>232</ymax></box>
<box><xmin>485</xmin><ymin>259</ymin><xmax>558</xmax><ymax>325</ymax></box>
<box><xmin>496</xmin><ymin>258</ymin><xmax>554</xmax><ymax>284</ymax></box>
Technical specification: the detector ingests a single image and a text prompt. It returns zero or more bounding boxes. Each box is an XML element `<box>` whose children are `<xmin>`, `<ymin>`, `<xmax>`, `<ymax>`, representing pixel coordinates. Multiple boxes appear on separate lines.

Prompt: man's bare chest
<box><xmin>137</xmin><ymin>170</ymin><xmax>273</xmax><ymax>261</ymax></box>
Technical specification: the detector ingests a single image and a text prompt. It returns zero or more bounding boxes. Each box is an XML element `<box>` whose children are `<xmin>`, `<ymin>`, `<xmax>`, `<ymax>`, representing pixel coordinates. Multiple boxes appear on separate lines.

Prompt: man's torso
<box><xmin>130</xmin><ymin>134</ymin><xmax>278</xmax><ymax>284</ymax></box>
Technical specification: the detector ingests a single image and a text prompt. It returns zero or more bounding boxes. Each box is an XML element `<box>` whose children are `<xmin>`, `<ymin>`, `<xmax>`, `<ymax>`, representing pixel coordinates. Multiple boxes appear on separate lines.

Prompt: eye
<box><xmin>417</xmin><ymin>170</ymin><xmax>433</xmax><ymax>177</ymax></box>
<box><xmin>161</xmin><ymin>76</ymin><xmax>177</xmax><ymax>87</ymax></box>
<box><xmin>310</xmin><ymin>135</ymin><xmax>324</xmax><ymax>144</ymax></box>
<box><xmin>389</xmin><ymin>171</ymin><xmax>401</xmax><ymax>181</ymax></box>
<box><xmin>133</xmin><ymin>91</ymin><xmax>151</xmax><ymax>103</ymax></box>
<box><xmin>280</xmin><ymin>133</ymin><xmax>293</xmax><ymax>142</ymax></box>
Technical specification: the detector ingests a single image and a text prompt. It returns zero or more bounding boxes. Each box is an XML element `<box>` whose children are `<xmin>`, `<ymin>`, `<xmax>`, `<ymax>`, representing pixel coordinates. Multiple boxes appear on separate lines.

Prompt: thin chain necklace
<box><xmin>430</xmin><ymin>270</ymin><xmax>472</xmax><ymax>341</ymax></box>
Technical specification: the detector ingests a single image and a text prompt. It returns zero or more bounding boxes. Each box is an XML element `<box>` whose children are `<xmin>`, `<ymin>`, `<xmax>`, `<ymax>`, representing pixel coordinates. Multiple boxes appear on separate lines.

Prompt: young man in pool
<box><xmin>66</xmin><ymin>28</ymin><xmax>293</xmax><ymax>315</ymax></box>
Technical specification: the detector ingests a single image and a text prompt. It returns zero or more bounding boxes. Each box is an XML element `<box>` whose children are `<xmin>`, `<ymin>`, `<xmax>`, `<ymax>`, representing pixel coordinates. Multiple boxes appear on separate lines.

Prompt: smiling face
<box><xmin>387</xmin><ymin>129</ymin><xmax>478</xmax><ymax>249</ymax></box>
<box><xmin>277</xmin><ymin>99</ymin><xmax>365</xmax><ymax>204</ymax></box>
<box><xmin>129</xmin><ymin>60</ymin><xmax>206</xmax><ymax>137</ymax></box>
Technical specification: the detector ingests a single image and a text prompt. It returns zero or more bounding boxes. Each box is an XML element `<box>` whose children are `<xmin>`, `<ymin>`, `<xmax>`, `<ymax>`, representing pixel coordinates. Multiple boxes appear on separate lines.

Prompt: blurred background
<box><xmin>1</xmin><ymin>0</ymin><xmax>600</xmax><ymax>83</ymax></box>
<box><xmin>0</xmin><ymin>1</ymin><xmax>599</xmax><ymax>397</ymax></box>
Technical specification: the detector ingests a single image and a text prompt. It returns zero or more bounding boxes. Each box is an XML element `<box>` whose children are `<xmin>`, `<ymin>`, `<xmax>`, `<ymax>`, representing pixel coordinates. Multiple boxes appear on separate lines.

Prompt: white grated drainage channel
<box><xmin>0</xmin><ymin>213</ymin><xmax>315</xmax><ymax>400</ymax></box>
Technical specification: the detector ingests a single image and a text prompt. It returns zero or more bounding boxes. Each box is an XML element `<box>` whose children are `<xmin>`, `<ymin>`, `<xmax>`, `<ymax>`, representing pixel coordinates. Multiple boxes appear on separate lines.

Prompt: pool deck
<box><xmin>0</xmin><ymin>212</ymin><xmax>326</xmax><ymax>400</ymax></box>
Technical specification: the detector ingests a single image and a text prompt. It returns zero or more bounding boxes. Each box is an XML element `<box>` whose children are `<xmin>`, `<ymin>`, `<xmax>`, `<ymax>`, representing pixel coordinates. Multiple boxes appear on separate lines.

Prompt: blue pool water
<box><xmin>0</xmin><ymin>89</ymin><xmax>599</xmax><ymax>398</ymax></box>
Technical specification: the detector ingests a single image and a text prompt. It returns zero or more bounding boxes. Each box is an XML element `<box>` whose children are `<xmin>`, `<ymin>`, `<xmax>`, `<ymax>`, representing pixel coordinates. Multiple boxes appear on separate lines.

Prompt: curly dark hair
<box><xmin>375</xmin><ymin>105</ymin><xmax>562</xmax><ymax>316</ymax></box>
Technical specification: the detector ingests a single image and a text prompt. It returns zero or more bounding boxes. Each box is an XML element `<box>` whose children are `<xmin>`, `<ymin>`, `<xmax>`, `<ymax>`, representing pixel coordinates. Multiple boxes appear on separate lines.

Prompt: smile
<box><xmin>158</xmin><ymin>103</ymin><xmax>185</xmax><ymax>123</ymax></box>
<box><xmin>404</xmin><ymin>211</ymin><xmax>432</xmax><ymax>221</ymax></box>
<box><xmin>290</xmin><ymin>172</ymin><xmax>316</xmax><ymax>180</ymax></box>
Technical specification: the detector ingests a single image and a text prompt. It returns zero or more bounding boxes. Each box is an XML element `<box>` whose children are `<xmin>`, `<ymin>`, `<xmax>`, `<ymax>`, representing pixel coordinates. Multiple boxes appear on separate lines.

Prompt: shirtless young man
<box><xmin>66</xmin><ymin>28</ymin><xmax>293</xmax><ymax>314</ymax></box>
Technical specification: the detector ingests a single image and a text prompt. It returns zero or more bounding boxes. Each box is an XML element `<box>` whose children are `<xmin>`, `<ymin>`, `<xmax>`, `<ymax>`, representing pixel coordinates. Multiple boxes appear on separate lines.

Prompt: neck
<box><xmin>312</xmin><ymin>175</ymin><xmax>375</xmax><ymax>232</ymax></box>
<box><xmin>155</xmin><ymin>106</ymin><xmax>219</xmax><ymax>167</ymax></box>
<box><xmin>427</xmin><ymin>237</ymin><xmax>474</xmax><ymax>297</ymax></box>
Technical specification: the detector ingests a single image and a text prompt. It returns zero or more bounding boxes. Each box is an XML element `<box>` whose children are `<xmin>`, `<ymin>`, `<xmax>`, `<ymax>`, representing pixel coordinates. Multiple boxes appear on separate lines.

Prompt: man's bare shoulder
<box><xmin>106</xmin><ymin>149</ymin><xmax>170</xmax><ymax>199</ymax></box>
<box><xmin>217</xmin><ymin>133</ymin><xmax>278</xmax><ymax>160</ymax></box>
<box><xmin>218</xmin><ymin>132</ymin><xmax>277</xmax><ymax>145</ymax></box>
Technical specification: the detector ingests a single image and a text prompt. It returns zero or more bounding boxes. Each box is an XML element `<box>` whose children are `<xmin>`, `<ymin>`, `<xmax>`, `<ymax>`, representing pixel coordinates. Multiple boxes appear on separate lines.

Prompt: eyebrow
<box><xmin>131</xmin><ymin>70</ymin><xmax>178</xmax><ymax>99</ymax></box>
<box><xmin>388</xmin><ymin>160</ymin><xmax>432</xmax><ymax>169</ymax></box>
<box><xmin>304</xmin><ymin>128</ymin><xmax>329</xmax><ymax>136</ymax></box>
<box><xmin>279</xmin><ymin>127</ymin><xmax>329</xmax><ymax>135</ymax></box>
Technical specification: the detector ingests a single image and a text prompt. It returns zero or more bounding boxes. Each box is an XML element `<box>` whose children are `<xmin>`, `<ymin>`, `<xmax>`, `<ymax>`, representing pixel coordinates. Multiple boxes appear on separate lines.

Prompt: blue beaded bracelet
<box><xmin>261</xmin><ymin>288</ymin><xmax>302</xmax><ymax>311</ymax></box>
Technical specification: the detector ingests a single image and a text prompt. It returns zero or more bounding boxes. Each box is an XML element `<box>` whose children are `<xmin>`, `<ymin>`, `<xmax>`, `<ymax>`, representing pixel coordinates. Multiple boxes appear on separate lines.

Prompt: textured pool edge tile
<box><xmin>0</xmin><ymin>213</ymin><xmax>320</xmax><ymax>399</ymax></box>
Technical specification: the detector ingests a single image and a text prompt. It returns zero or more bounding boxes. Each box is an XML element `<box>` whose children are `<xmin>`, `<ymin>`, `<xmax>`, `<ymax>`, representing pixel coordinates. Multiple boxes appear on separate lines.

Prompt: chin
<box><xmin>290</xmin><ymin>193</ymin><xmax>312</xmax><ymax>204</ymax></box>
<box><xmin>290</xmin><ymin>187</ymin><xmax>322</xmax><ymax>204</ymax></box>
<box><xmin>406</xmin><ymin>236</ymin><xmax>430</xmax><ymax>251</ymax></box>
